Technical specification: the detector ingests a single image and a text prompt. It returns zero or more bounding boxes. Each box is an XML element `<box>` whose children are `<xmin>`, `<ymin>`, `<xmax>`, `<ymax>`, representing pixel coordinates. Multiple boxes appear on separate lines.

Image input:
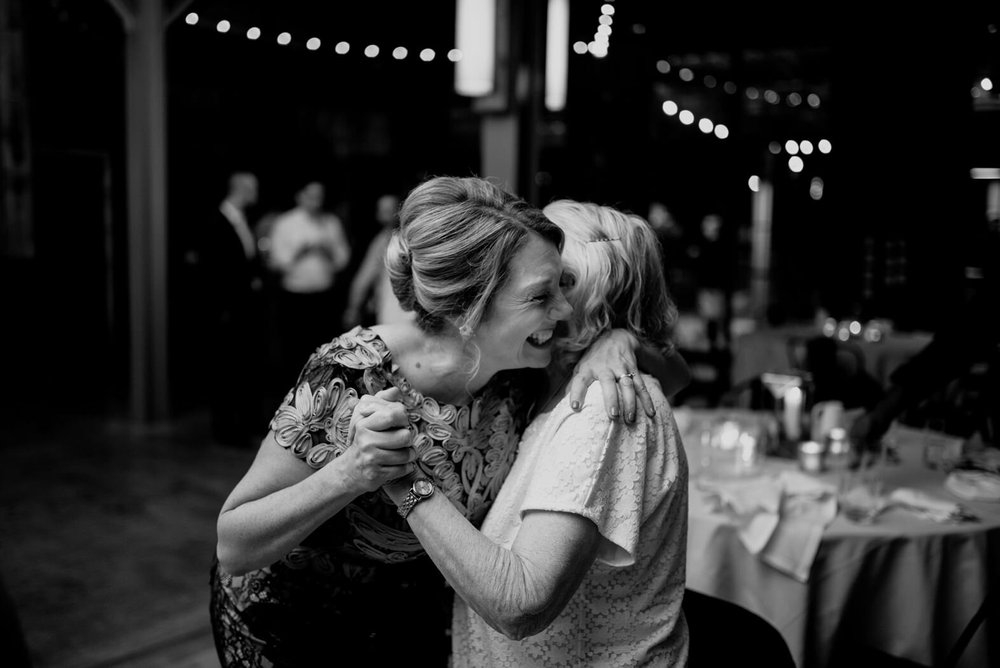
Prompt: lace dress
<box><xmin>209</xmin><ymin>327</ymin><xmax>537</xmax><ymax>667</ymax></box>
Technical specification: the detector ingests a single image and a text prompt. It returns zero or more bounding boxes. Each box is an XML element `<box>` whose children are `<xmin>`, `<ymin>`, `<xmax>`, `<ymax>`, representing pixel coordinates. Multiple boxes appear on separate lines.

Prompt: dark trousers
<box><xmin>273</xmin><ymin>287</ymin><xmax>343</xmax><ymax>390</ymax></box>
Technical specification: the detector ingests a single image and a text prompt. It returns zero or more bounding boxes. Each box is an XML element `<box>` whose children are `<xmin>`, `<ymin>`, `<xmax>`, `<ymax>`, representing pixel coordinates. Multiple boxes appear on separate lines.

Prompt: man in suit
<box><xmin>204</xmin><ymin>171</ymin><xmax>264</xmax><ymax>448</ymax></box>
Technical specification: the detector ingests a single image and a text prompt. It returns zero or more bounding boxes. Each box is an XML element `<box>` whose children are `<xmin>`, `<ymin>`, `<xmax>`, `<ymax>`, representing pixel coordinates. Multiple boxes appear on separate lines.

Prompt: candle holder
<box><xmin>797</xmin><ymin>440</ymin><xmax>826</xmax><ymax>474</ymax></box>
<box><xmin>697</xmin><ymin>411</ymin><xmax>777</xmax><ymax>480</ymax></box>
<box><xmin>760</xmin><ymin>371</ymin><xmax>813</xmax><ymax>447</ymax></box>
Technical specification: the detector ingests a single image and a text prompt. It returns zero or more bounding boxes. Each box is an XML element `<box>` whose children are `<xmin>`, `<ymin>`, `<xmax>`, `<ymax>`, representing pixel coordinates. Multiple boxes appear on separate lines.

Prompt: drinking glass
<box><xmin>838</xmin><ymin>468</ymin><xmax>886</xmax><ymax>524</ymax></box>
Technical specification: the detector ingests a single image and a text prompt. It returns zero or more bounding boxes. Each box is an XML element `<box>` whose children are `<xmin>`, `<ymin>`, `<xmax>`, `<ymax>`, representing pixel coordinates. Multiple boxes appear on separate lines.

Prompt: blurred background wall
<box><xmin>1</xmin><ymin>0</ymin><xmax>997</xmax><ymax>426</ymax></box>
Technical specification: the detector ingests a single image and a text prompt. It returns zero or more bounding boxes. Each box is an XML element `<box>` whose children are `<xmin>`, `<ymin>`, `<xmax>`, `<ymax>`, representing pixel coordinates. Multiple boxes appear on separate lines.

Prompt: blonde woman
<box><xmin>384</xmin><ymin>200</ymin><xmax>689</xmax><ymax>666</ymax></box>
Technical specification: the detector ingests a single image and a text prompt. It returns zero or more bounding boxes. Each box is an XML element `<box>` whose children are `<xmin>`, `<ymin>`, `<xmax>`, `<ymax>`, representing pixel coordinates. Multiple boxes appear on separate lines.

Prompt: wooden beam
<box><xmin>124</xmin><ymin>0</ymin><xmax>170</xmax><ymax>421</ymax></box>
<box><xmin>165</xmin><ymin>0</ymin><xmax>196</xmax><ymax>27</ymax></box>
<box><xmin>104</xmin><ymin>0</ymin><xmax>136</xmax><ymax>32</ymax></box>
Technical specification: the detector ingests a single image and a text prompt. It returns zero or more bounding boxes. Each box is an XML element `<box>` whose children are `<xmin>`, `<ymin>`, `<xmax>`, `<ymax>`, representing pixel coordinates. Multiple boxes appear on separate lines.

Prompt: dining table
<box><xmin>676</xmin><ymin>407</ymin><xmax>1000</xmax><ymax>668</ymax></box>
<box><xmin>729</xmin><ymin>323</ymin><xmax>933</xmax><ymax>389</ymax></box>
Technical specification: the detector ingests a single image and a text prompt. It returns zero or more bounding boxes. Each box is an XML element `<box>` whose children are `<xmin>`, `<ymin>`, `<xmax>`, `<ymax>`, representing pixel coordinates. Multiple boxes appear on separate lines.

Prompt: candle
<box><xmin>783</xmin><ymin>386</ymin><xmax>803</xmax><ymax>442</ymax></box>
<box><xmin>719</xmin><ymin>421</ymin><xmax>740</xmax><ymax>450</ymax></box>
<box><xmin>798</xmin><ymin>440</ymin><xmax>825</xmax><ymax>473</ymax></box>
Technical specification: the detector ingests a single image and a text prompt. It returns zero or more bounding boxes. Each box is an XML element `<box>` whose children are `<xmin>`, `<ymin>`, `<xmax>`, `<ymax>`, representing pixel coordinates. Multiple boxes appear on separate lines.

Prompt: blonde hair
<box><xmin>542</xmin><ymin>200</ymin><xmax>678</xmax><ymax>366</ymax></box>
<box><xmin>385</xmin><ymin>176</ymin><xmax>563</xmax><ymax>336</ymax></box>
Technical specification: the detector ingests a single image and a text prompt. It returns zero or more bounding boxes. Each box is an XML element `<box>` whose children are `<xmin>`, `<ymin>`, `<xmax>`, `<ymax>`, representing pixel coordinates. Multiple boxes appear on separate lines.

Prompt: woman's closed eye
<box><xmin>531</xmin><ymin>291</ymin><xmax>553</xmax><ymax>304</ymax></box>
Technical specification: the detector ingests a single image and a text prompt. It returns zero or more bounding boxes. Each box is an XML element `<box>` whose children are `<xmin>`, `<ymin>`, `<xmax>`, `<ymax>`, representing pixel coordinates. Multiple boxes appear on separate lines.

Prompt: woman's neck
<box><xmin>372</xmin><ymin>323</ymin><xmax>487</xmax><ymax>405</ymax></box>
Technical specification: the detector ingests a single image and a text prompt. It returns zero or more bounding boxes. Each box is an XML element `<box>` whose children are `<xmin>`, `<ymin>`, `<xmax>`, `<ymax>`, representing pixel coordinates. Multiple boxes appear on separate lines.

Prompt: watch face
<box><xmin>413</xmin><ymin>479</ymin><xmax>434</xmax><ymax>497</ymax></box>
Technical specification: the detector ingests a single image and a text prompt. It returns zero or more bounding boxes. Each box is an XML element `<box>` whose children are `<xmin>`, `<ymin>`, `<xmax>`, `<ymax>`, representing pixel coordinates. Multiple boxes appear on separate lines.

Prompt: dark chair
<box><xmin>682</xmin><ymin>589</ymin><xmax>795</xmax><ymax>668</ymax></box>
<box><xmin>0</xmin><ymin>573</ymin><xmax>32</xmax><ymax>668</ymax></box>
<box><xmin>788</xmin><ymin>335</ymin><xmax>884</xmax><ymax>409</ymax></box>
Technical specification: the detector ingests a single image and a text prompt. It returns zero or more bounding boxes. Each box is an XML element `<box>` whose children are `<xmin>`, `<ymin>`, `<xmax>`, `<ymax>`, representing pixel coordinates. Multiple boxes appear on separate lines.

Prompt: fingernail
<box><xmin>571</xmin><ymin>401</ymin><xmax>580</xmax><ymax>411</ymax></box>
<box><xmin>626</xmin><ymin>413</ymin><xmax>634</xmax><ymax>423</ymax></box>
<box><xmin>610</xmin><ymin>407</ymin><xmax>619</xmax><ymax>418</ymax></box>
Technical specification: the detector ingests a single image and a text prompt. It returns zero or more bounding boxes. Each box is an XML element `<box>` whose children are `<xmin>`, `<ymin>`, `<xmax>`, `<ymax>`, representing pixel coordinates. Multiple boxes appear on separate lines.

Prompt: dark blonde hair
<box><xmin>543</xmin><ymin>200</ymin><xmax>678</xmax><ymax>365</ymax></box>
<box><xmin>386</xmin><ymin>176</ymin><xmax>563</xmax><ymax>335</ymax></box>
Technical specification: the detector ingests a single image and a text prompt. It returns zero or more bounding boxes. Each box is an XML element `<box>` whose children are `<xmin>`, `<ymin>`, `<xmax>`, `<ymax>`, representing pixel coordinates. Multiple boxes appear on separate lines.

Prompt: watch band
<box><xmin>397</xmin><ymin>492</ymin><xmax>422</xmax><ymax>519</ymax></box>
<box><xmin>397</xmin><ymin>479</ymin><xmax>434</xmax><ymax>519</ymax></box>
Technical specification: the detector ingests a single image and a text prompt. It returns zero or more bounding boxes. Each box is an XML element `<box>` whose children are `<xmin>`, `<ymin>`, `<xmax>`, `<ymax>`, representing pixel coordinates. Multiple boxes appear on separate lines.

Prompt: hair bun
<box><xmin>385</xmin><ymin>231</ymin><xmax>417</xmax><ymax>312</ymax></box>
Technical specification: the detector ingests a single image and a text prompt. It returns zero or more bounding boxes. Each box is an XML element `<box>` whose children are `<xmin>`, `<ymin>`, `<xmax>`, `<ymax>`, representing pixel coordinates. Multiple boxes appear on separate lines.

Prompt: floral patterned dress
<box><xmin>209</xmin><ymin>327</ymin><xmax>538</xmax><ymax>667</ymax></box>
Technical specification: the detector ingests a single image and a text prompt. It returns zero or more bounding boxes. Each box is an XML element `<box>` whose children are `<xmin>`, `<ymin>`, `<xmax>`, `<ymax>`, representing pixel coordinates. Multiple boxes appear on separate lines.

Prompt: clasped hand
<box><xmin>342</xmin><ymin>388</ymin><xmax>416</xmax><ymax>495</ymax></box>
<box><xmin>568</xmin><ymin>330</ymin><xmax>655</xmax><ymax>423</ymax></box>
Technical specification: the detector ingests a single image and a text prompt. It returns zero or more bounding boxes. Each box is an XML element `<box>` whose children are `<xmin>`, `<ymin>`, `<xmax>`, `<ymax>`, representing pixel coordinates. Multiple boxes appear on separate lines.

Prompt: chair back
<box><xmin>682</xmin><ymin>589</ymin><xmax>795</xmax><ymax>668</ymax></box>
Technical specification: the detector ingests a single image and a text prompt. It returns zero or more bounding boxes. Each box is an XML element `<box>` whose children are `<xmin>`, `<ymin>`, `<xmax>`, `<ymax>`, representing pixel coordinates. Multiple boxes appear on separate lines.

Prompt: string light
<box><xmin>182</xmin><ymin>16</ymin><xmax>446</xmax><ymax>67</ymax></box>
<box><xmin>652</xmin><ymin>54</ymin><xmax>826</xmax><ymax>109</ymax></box>
<box><xmin>660</xmin><ymin>99</ymin><xmax>727</xmax><ymax>141</ymax></box>
<box><xmin>582</xmin><ymin>3</ymin><xmax>614</xmax><ymax>58</ymax></box>
<box><xmin>810</xmin><ymin>177</ymin><xmax>824</xmax><ymax>200</ymax></box>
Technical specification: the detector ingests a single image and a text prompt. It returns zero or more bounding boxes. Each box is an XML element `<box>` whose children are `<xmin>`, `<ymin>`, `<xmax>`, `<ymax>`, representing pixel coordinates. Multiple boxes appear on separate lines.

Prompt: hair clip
<box><xmin>587</xmin><ymin>236</ymin><xmax>620</xmax><ymax>243</ymax></box>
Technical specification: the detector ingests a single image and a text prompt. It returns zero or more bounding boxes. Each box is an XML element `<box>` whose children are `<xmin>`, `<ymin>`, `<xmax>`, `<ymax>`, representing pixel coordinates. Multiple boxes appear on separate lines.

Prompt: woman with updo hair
<box><xmin>209</xmin><ymin>176</ymin><xmax>677</xmax><ymax>666</ymax></box>
<box><xmin>383</xmin><ymin>200</ymin><xmax>691</xmax><ymax>666</ymax></box>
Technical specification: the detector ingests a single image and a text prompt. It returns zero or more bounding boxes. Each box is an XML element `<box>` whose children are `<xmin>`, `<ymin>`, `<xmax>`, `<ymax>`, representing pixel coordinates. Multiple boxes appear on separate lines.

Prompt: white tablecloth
<box><xmin>679</xmin><ymin>409</ymin><xmax>1000</xmax><ymax>668</ymax></box>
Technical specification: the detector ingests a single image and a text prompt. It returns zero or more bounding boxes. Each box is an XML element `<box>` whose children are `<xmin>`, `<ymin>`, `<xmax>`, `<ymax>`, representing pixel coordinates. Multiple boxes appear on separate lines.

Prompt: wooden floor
<box><xmin>0</xmin><ymin>411</ymin><xmax>257</xmax><ymax>668</ymax></box>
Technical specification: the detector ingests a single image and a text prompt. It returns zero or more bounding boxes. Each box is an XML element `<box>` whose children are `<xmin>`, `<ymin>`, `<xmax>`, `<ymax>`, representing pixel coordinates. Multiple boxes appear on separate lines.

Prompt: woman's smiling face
<box><xmin>473</xmin><ymin>232</ymin><xmax>573</xmax><ymax>375</ymax></box>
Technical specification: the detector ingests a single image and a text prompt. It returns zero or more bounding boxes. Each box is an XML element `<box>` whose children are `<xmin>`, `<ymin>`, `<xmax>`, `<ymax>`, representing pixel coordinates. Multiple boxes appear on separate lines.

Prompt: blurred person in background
<box><xmin>850</xmin><ymin>219</ymin><xmax>1000</xmax><ymax>453</ymax></box>
<box><xmin>686</xmin><ymin>213</ymin><xmax>734</xmax><ymax>351</ymax></box>
<box><xmin>267</xmin><ymin>179</ymin><xmax>352</xmax><ymax>384</ymax></box>
<box><xmin>342</xmin><ymin>192</ymin><xmax>413</xmax><ymax>328</ymax></box>
<box><xmin>205</xmin><ymin>170</ymin><xmax>265</xmax><ymax>448</ymax></box>
<box><xmin>209</xmin><ymin>176</ymin><xmax>679</xmax><ymax>666</ymax></box>
<box><xmin>382</xmin><ymin>199</ymin><xmax>689</xmax><ymax>666</ymax></box>
<box><xmin>648</xmin><ymin>201</ymin><xmax>692</xmax><ymax>310</ymax></box>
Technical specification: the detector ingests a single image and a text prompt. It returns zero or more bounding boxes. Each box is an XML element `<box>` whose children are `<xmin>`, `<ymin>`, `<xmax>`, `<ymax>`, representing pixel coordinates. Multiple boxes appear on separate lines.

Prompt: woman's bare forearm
<box><xmin>387</xmin><ymin>484</ymin><xmax>599</xmax><ymax>639</ymax></box>
<box><xmin>216</xmin><ymin>458</ymin><xmax>358</xmax><ymax>575</ymax></box>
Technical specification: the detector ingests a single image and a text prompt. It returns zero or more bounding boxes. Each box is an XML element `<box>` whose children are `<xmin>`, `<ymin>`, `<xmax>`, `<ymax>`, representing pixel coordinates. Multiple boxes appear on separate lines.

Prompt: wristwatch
<box><xmin>397</xmin><ymin>478</ymin><xmax>435</xmax><ymax>519</ymax></box>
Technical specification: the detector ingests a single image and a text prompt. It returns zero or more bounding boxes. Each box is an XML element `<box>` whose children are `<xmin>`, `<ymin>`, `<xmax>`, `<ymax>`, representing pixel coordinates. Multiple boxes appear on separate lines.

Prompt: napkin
<box><xmin>759</xmin><ymin>471</ymin><xmax>838</xmax><ymax>582</ymax></box>
<box><xmin>697</xmin><ymin>476</ymin><xmax>782</xmax><ymax>554</ymax></box>
<box><xmin>944</xmin><ymin>470</ymin><xmax>1000</xmax><ymax>502</ymax></box>
<box><xmin>888</xmin><ymin>487</ymin><xmax>978</xmax><ymax>522</ymax></box>
<box><xmin>697</xmin><ymin>470</ymin><xmax>837</xmax><ymax>582</ymax></box>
